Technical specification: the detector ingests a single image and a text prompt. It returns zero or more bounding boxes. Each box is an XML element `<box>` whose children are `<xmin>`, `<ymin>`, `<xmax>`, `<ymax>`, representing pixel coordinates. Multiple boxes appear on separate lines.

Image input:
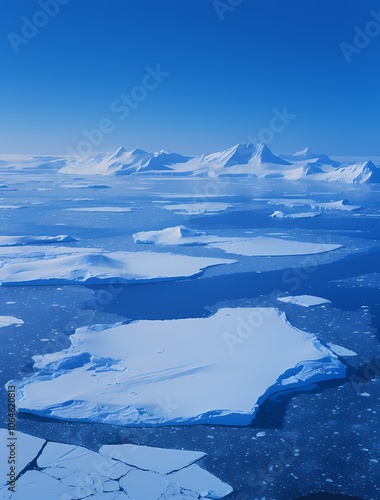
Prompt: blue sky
<box><xmin>1</xmin><ymin>0</ymin><xmax>380</xmax><ymax>156</ymax></box>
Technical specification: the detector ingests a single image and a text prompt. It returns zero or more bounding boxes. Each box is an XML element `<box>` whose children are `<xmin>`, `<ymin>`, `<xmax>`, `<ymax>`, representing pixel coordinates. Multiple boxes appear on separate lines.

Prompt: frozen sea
<box><xmin>0</xmin><ymin>171</ymin><xmax>379</xmax><ymax>499</ymax></box>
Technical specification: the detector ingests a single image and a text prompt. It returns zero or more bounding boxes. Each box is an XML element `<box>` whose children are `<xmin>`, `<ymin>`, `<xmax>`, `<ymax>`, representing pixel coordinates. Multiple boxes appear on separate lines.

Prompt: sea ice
<box><xmin>270</xmin><ymin>211</ymin><xmax>321</xmax><ymax>219</ymax></box>
<box><xmin>65</xmin><ymin>207</ymin><xmax>133</xmax><ymax>212</ymax></box>
<box><xmin>0</xmin><ymin>430</ymin><xmax>232</xmax><ymax>499</ymax></box>
<box><xmin>14</xmin><ymin>308</ymin><xmax>345</xmax><ymax>426</ymax></box>
<box><xmin>0</xmin><ymin>316</ymin><xmax>24</xmax><ymax>327</ymax></box>
<box><xmin>207</xmin><ymin>237</ymin><xmax>341</xmax><ymax>257</ymax></box>
<box><xmin>133</xmin><ymin>227</ymin><xmax>342</xmax><ymax>257</ymax></box>
<box><xmin>162</xmin><ymin>202</ymin><xmax>234</xmax><ymax>215</ymax></box>
<box><xmin>0</xmin><ymin>251</ymin><xmax>235</xmax><ymax>285</ymax></box>
<box><xmin>0</xmin><ymin>235</ymin><xmax>76</xmax><ymax>246</ymax></box>
<box><xmin>277</xmin><ymin>295</ymin><xmax>332</xmax><ymax>307</ymax></box>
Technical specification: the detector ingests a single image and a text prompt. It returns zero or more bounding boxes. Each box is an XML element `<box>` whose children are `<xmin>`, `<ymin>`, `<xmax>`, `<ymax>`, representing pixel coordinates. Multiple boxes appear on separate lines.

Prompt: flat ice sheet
<box><xmin>0</xmin><ymin>316</ymin><xmax>24</xmax><ymax>327</ymax></box>
<box><xmin>162</xmin><ymin>202</ymin><xmax>234</xmax><ymax>215</ymax></box>
<box><xmin>0</xmin><ymin>430</ymin><xmax>232</xmax><ymax>499</ymax></box>
<box><xmin>0</xmin><ymin>235</ymin><xmax>76</xmax><ymax>246</ymax></box>
<box><xmin>65</xmin><ymin>207</ymin><xmax>133</xmax><ymax>212</ymax></box>
<box><xmin>14</xmin><ymin>308</ymin><xmax>345</xmax><ymax>426</ymax></box>
<box><xmin>277</xmin><ymin>295</ymin><xmax>332</xmax><ymax>307</ymax></box>
<box><xmin>270</xmin><ymin>211</ymin><xmax>321</xmax><ymax>219</ymax></box>
<box><xmin>208</xmin><ymin>237</ymin><xmax>342</xmax><ymax>257</ymax></box>
<box><xmin>0</xmin><ymin>251</ymin><xmax>235</xmax><ymax>285</ymax></box>
<box><xmin>133</xmin><ymin>227</ymin><xmax>342</xmax><ymax>256</ymax></box>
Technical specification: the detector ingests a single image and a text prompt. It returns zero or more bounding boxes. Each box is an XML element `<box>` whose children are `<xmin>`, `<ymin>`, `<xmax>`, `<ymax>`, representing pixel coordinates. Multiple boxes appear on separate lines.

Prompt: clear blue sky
<box><xmin>1</xmin><ymin>0</ymin><xmax>380</xmax><ymax>156</ymax></box>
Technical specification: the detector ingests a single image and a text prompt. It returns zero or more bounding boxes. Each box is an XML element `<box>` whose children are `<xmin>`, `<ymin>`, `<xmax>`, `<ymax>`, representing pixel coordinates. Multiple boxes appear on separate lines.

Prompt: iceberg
<box><xmin>0</xmin><ymin>235</ymin><xmax>76</xmax><ymax>247</ymax></box>
<box><xmin>162</xmin><ymin>202</ymin><xmax>234</xmax><ymax>215</ymax></box>
<box><xmin>0</xmin><ymin>316</ymin><xmax>24</xmax><ymax>327</ymax></box>
<box><xmin>13</xmin><ymin>308</ymin><xmax>346</xmax><ymax>426</ymax></box>
<box><xmin>0</xmin><ymin>250</ymin><xmax>235</xmax><ymax>285</ymax></box>
<box><xmin>133</xmin><ymin>227</ymin><xmax>342</xmax><ymax>256</ymax></box>
<box><xmin>277</xmin><ymin>295</ymin><xmax>331</xmax><ymax>307</ymax></box>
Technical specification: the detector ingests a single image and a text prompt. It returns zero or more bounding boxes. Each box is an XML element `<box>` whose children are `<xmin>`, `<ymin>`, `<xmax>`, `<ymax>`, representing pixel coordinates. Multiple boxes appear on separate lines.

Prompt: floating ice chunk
<box><xmin>208</xmin><ymin>237</ymin><xmax>341</xmax><ymax>257</ymax></box>
<box><xmin>270</xmin><ymin>210</ymin><xmax>321</xmax><ymax>219</ymax></box>
<box><xmin>14</xmin><ymin>308</ymin><xmax>345</xmax><ymax>426</ymax></box>
<box><xmin>0</xmin><ymin>251</ymin><xmax>235</xmax><ymax>285</ymax></box>
<box><xmin>0</xmin><ymin>430</ymin><xmax>45</xmax><ymax>488</ymax></box>
<box><xmin>59</xmin><ymin>184</ymin><xmax>111</xmax><ymax>189</ymax></box>
<box><xmin>327</xmin><ymin>343</ymin><xmax>357</xmax><ymax>357</ymax></box>
<box><xmin>65</xmin><ymin>207</ymin><xmax>133</xmax><ymax>212</ymax></box>
<box><xmin>99</xmin><ymin>443</ymin><xmax>205</xmax><ymax>474</ymax></box>
<box><xmin>316</xmin><ymin>199</ymin><xmax>361</xmax><ymax>211</ymax></box>
<box><xmin>267</xmin><ymin>198</ymin><xmax>317</xmax><ymax>208</ymax></box>
<box><xmin>162</xmin><ymin>202</ymin><xmax>233</xmax><ymax>215</ymax></box>
<box><xmin>0</xmin><ymin>431</ymin><xmax>232</xmax><ymax>499</ymax></box>
<box><xmin>37</xmin><ymin>441</ymin><xmax>132</xmax><ymax>478</ymax></box>
<box><xmin>0</xmin><ymin>316</ymin><xmax>24</xmax><ymax>327</ymax></box>
<box><xmin>277</xmin><ymin>295</ymin><xmax>331</xmax><ymax>307</ymax></box>
<box><xmin>134</xmin><ymin>228</ymin><xmax>341</xmax><ymax>257</ymax></box>
<box><xmin>0</xmin><ymin>235</ymin><xmax>76</xmax><ymax>247</ymax></box>
<box><xmin>168</xmin><ymin>464</ymin><xmax>233</xmax><ymax>499</ymax></box>
<box><xmin>119</xmin><ymin>469</ymin><xmax>167</xmax><ymax>499</ymax></box>
<box><xmin>133</xmin><ymin>226</ymin><xmax>208</xmax><ymax>245</ymax></box>
<box><xmin>0</xmin><ymin>205</ymin><xmax>27</xmax><ymax>209</ymax></box>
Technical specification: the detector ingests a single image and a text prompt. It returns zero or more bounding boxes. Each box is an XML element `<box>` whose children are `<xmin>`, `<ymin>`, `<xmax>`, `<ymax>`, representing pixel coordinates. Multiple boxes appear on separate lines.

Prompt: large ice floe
<box><xmin>13</xmin><ymin>308</ymin><xmax>346</xmax><ymax>426</ymax></box>
<box><xmin>161</xmin><ymin>203</ymin><xmax>234</xmax><ymax>215</ymax></box>
<box><xmin>277</xmin><ymin>295</ymin><xmax>331</xmax><ymax>307</ymax></box>
<box><xmin>0</xmin><ymin>247</ymin><xmax>235</xmax><ymax>285</ymax></box>
<box><xmin>0</xmin><ymin>429</ymin><xmax>233</xmax><ymax>499</ymax></box>
<box><xmin>0</xmin><ymin>235</ymin><xmax>76</xmax><ymax>246</ymax></box>
<box><xmin>0</xmin><ymin>316</ymin><xmax>24</xmax><ymax>327</ymax></box>
<box><xmin>133</xmin><ymin>226</ymin><xmax>342</xmax><ymax>256</ymax></box>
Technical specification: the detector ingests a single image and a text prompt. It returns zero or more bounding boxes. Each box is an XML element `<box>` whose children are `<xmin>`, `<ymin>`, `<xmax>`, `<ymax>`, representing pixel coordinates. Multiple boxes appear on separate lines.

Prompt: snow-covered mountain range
<box><xmin>1</xmin><ymin>144</ymin><xmax>380</xmax><ymax>184</ymax></box>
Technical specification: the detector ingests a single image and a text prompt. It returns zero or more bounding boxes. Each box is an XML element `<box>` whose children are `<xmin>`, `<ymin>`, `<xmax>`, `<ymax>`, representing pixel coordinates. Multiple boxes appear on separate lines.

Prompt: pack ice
<box><xmin>0</xmin><ymin>429</ymin><xmax>233</xmax><ymax>499</ymax></box>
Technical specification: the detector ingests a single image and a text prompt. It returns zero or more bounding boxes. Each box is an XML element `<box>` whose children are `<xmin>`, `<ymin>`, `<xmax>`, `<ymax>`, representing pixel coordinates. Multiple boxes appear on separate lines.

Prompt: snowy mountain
<box><xmin>281</xmin><ymin>147</ymin><xmax>341</xmax><ymax>167</ymax></box>
<box><xmin>2</xmin><ymin>144</ymin><xmax>379</xmax><ymax>184</ymax></box>
<box><xmin>135</xmin><ymin>150</ymin><xmax>193</xmax><ymax>173</ymax></box>
<box><xmin>323</xmin><ymin>160</ymin><xmax>380</xmax><ymax>184</ymax></box>
<box><xmin>201</xmin><ymin>143</ymin><xmax>290</xmax><ymax>168</ymax></box>
<box><xmin>60</xmin><ymin>147</ymin><xmax>193</xmax><ymax>175</ymax></box>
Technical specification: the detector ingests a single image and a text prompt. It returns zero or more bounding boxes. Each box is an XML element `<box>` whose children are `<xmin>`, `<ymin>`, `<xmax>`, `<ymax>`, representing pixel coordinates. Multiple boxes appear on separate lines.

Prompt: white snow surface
<box><xmin>0</xmin><ymin>235</ymin><xmax>76</xmax><ymax>246</ymax></box>
<box><xmin>14</xmin><ymin>308</ymin><xmax>345</xmax><ymax>426</ymax></box>
<box><xmin>327</xmin><ymin>343</ymin><xmax>358</xmax><ymax>357</ymax></box>
<box><xmin>270</xmin><ymin>211</ymin><xmax>321</xmax><ymax>219</ymax></box>
<box><xmin>2</xmin><ymin>145</ymin><xmax>380</xmax><ymax>183</ymax></box>
<box><xmin>0</xmin><ymin>250</ymin><xmax>235</xmax><ymax>285</ymax></box>
<box><xmin>162</xmin><ymin>203</ymin><xmax>234</xmax><ymax>215</ymax></box>
<box><xmin>207</xmin><ymin>237</ymin><xmax>341</xmax><ymax>257</ymax></box>
<box><xmin>0</xmin><ymin>430</ymin><xmax>232</xmax><ymax>499</ymax></box>
<box><xmin>0</xmin><ymin>315</ymin><xmax>24</xmax><ymax>327</ymax></box>
<box><xmin>65</xmin><ymin>207</ymin><xmax>133</xmax><ymax>212</ymax></box>
<box><xmin>133</xmin><ymin>227</ymin><xmax>342</xmax><ymax>256</ymax></box>
<box><xmin>277</xmin><ymin>295</ymin><xmax>332</xmax><ymax>307</ymax></box>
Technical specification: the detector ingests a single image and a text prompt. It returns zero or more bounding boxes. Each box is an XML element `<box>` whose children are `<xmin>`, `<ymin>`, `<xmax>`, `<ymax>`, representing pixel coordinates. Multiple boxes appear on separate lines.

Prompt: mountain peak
<box><xmin>113</xmin><ymin>146</ymin><xmax>127</xmax><ymax>157</ymax></box>
<box><xmin>130</xmin><ymin>148</ymin><xmax>148</xmax><ymax>155</ymax></box>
